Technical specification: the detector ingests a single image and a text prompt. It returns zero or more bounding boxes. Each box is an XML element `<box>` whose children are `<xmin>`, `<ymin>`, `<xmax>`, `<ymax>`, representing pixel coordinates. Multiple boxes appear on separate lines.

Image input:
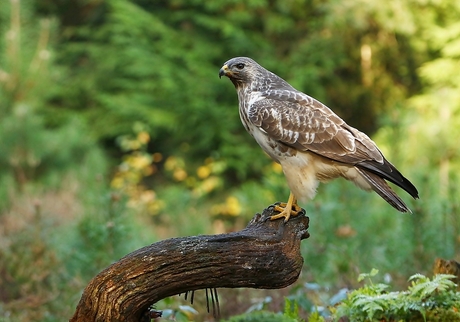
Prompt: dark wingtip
<box><xmin>399</xmin><ymin>176</ymin><xmax>419</xmax><ymax>200</ymax></box>
<box><xmin>357</xmin><ymin>168</ymin><xmax>415</xmax><ymax>213</ymax></box>
<box><xmin>357</xmin><ymin>159</ymin><xmax>419</xmax><ymax>200</ymax></box>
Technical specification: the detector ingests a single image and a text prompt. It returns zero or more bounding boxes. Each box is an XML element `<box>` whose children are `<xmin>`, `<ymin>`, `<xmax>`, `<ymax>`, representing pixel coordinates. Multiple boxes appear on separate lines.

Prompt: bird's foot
<box><xmin>270</xmin><ymin>194</ymin><xmax>301</xmax><ymax>222</ymax></box>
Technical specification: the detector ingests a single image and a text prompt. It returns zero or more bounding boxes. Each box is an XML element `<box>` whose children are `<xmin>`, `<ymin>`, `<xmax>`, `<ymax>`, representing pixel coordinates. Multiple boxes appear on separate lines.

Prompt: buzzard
<box><xmin>219</xmin><ymin>57</ymin><xmax>419</xmax><ymax>222</ymax></box>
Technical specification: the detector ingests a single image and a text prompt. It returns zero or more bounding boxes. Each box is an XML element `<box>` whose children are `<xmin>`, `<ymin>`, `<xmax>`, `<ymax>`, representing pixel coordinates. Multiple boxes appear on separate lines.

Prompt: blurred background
<box><xmin>0</xmin><ymin>0</ymin><xmax>459</xmax><ymax>320</ymax></box>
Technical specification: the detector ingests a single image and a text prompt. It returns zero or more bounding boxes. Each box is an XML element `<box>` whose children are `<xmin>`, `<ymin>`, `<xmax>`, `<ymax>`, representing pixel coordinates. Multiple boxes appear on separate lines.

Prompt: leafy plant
<box><xmin>333</xmin><ymin>270</ymin><xmax>460</xmax><ymax>321</ymax></box>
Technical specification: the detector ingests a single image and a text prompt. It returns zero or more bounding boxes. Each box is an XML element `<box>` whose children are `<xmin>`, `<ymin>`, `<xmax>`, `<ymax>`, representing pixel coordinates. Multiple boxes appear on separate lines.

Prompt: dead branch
<box><xmin>70</xmin><ymin>204</ymin><xmax>310</xmax><ymax>322</ymax></box>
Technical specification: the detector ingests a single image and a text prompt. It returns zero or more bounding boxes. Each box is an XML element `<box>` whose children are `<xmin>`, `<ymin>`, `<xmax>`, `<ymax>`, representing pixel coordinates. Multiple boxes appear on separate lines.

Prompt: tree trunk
<box><xmin>70</xmin><ymin>204</ymin><xmax>310</xmax><ymax>322</ymax></box>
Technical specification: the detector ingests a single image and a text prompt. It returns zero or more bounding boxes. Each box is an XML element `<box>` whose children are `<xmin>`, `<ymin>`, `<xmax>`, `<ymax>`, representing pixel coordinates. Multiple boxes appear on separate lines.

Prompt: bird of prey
<box><xmin>219</xmin><ymin>57</ymin><xmax>419</xmax><ymax>222</ymax></box>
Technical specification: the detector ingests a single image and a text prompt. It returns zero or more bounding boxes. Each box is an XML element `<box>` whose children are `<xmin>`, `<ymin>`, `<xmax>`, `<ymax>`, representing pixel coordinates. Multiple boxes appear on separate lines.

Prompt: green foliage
<box><xmin>45</xmin><ymin>0</ymin><xmax>428</xmax><ymax>180</ymax></box>
<box><xmin>333</xmin><ymin>271</ymin><xmax>460</xmax><ymax>322</ymax></box>
<box><xmin>0</xmin><ymin>0</ymin><xmax>99</xmax><ymax>203</ymax></box>
<box><xmin>67</xmin><ymin>193</ymin><xmax>133</xmax><ymax>277</ymax></box>
<box><xmin>222</xmin><ymin>298</ymin><xmax>306</xmax><ymax>322</ymax></box>
<box><xmin>0</xmin><ymin>3</ymin><xmax>144</xmax><ymax>320</ymax></box>
<box><xmin>224</xmin><ymin>311</ymin><xmax>298</xmax><ymax>322</ymax></box>
<box><xmin>2</xmin><ymin>0</ymin><xmax>460</xmax><ymax>321</ymax></box>
<box><xmin>283</xmin><ymin>298</ymin><xmax>304</xmax><ymax>321</ymax></box>
<box><xmin>0</xmin><ymin>206</ymin><xmax>61</xmax><ymax>320</ymax></box>
<box><xmin>0</xmin><ymin>107</ymin><xmax>97</xmax><ymax>187</ymax></box>
<box><xmin>358</xmin><ymin>268</ymin><xmax>380</xmax><ymax>283</ymax></box>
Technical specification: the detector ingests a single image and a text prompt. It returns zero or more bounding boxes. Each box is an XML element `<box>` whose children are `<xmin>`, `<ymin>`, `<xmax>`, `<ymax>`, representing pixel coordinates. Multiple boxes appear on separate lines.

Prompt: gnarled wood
<box><xmin>70</xmin><ymin>204</ymin><xmax>310</xmax><ymax>322</ymax></box>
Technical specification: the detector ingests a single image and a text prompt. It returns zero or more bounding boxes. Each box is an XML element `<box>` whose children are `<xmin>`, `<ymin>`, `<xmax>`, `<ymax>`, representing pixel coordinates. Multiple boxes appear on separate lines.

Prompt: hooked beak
<box><xmin>219</xmin><ymin>64</ymin><xmax>229</xmax><ymax>78</ymax></box>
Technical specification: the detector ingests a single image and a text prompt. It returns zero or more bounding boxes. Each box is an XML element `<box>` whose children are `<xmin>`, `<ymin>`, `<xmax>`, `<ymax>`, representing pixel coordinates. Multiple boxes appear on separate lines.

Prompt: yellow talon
<box><xmin>270</xmin><ymin>193</ymin><xmax>301</xmax><ymax>222</ymax></box>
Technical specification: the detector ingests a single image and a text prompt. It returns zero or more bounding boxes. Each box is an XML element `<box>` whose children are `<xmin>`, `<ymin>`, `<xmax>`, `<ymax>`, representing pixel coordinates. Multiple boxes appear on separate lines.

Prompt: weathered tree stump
<box><xmin>70</xmin><ymin>204</ymin><xmax>310</xmax><ymax>322</ymax></box>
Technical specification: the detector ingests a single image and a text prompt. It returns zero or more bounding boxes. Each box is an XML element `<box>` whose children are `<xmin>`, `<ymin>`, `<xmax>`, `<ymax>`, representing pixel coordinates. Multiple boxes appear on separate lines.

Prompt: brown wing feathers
<box><xmin>249</xmin><ymin>96</ymin><xmax>419</xmax><ymax>209</ymax></box>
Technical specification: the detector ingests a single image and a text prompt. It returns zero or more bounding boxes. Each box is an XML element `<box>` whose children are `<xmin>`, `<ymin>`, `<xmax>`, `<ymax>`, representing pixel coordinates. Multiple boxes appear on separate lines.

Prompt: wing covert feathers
<box><xmin>248</xmin><ymin>94</ymin><xmax>419</xmax><ymax>211</ymax></box>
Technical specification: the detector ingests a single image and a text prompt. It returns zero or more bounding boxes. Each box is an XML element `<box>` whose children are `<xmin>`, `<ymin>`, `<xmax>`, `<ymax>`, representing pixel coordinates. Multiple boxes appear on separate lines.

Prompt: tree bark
<box><xmin>70</xmin><ymin>204</ymin><xmax>310</xmax><ymax>322</ymax></box>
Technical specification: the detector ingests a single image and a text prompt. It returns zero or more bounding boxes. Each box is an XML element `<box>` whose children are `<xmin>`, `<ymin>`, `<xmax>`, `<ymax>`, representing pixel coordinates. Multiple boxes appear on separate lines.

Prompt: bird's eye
<box><xmin>235</xmin><ymin>63</ymin><xmax>245</xmax><ymax>70</ymax></box>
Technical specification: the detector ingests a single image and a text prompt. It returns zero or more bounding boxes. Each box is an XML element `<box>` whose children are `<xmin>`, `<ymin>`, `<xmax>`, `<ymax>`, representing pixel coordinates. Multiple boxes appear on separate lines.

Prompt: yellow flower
<box><xmin>137</xmin><ymin>131</ymin><xmax>150</xmax><ymax>144</ymax></box>
<box><xmin>152</xmin><ymin>152</ymin><xmax>163</xmax><ymax>163</ymax></box>
<box><xmin>128</xmin><ymin>154</ymin><xmax>151</xmax><ymax>170</ymax></box>
<box><xmin>225</xmin><ymin>196</ymin><xmax>241</xmax><ymax>216</ymax></box>
<box><xmin>173</xmin><ymin>168</ymin><xmax>187</xmax><ymax>181</ymax></box>
<box><xmin>164</xmin><ymin>156</ymin><xmax>176</xmax><ymax>171</ymax></box>
<box><xmin>111</xmin><ymin>177</ymin><xmax>125</xmax><ymax>189</ymax></box>
<box><xmin>197</xmin><ymin>165</ymin><xmax>211</xmax><ymax>179</ymax></box>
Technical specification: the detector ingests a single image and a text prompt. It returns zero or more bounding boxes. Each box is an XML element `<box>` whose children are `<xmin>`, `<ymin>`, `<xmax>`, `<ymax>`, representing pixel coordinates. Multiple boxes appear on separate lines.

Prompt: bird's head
<box><xmin>219</xmin><ymin>57</ymin><xmax>262</xmax><ymax>87</ymax></box>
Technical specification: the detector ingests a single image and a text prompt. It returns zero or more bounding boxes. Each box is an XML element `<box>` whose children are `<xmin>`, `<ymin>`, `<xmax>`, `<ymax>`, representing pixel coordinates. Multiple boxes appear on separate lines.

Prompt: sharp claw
<box><xmin>270</xmin><ymin>194</ymin><xmax>301</xmax><ymax>222</ymax></box>
<box><xmin>292</xmin><ymin>204</ymin><xmax>302</xmax><ymax>213</ymax></box>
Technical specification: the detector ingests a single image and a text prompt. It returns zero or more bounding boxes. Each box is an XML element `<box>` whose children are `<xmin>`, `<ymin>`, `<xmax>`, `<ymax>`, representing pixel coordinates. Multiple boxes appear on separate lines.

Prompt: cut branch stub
<box><xmin>70</xmin><ymin>204</ymin><xmax>310</xmax><ymax>322</ymax></box>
